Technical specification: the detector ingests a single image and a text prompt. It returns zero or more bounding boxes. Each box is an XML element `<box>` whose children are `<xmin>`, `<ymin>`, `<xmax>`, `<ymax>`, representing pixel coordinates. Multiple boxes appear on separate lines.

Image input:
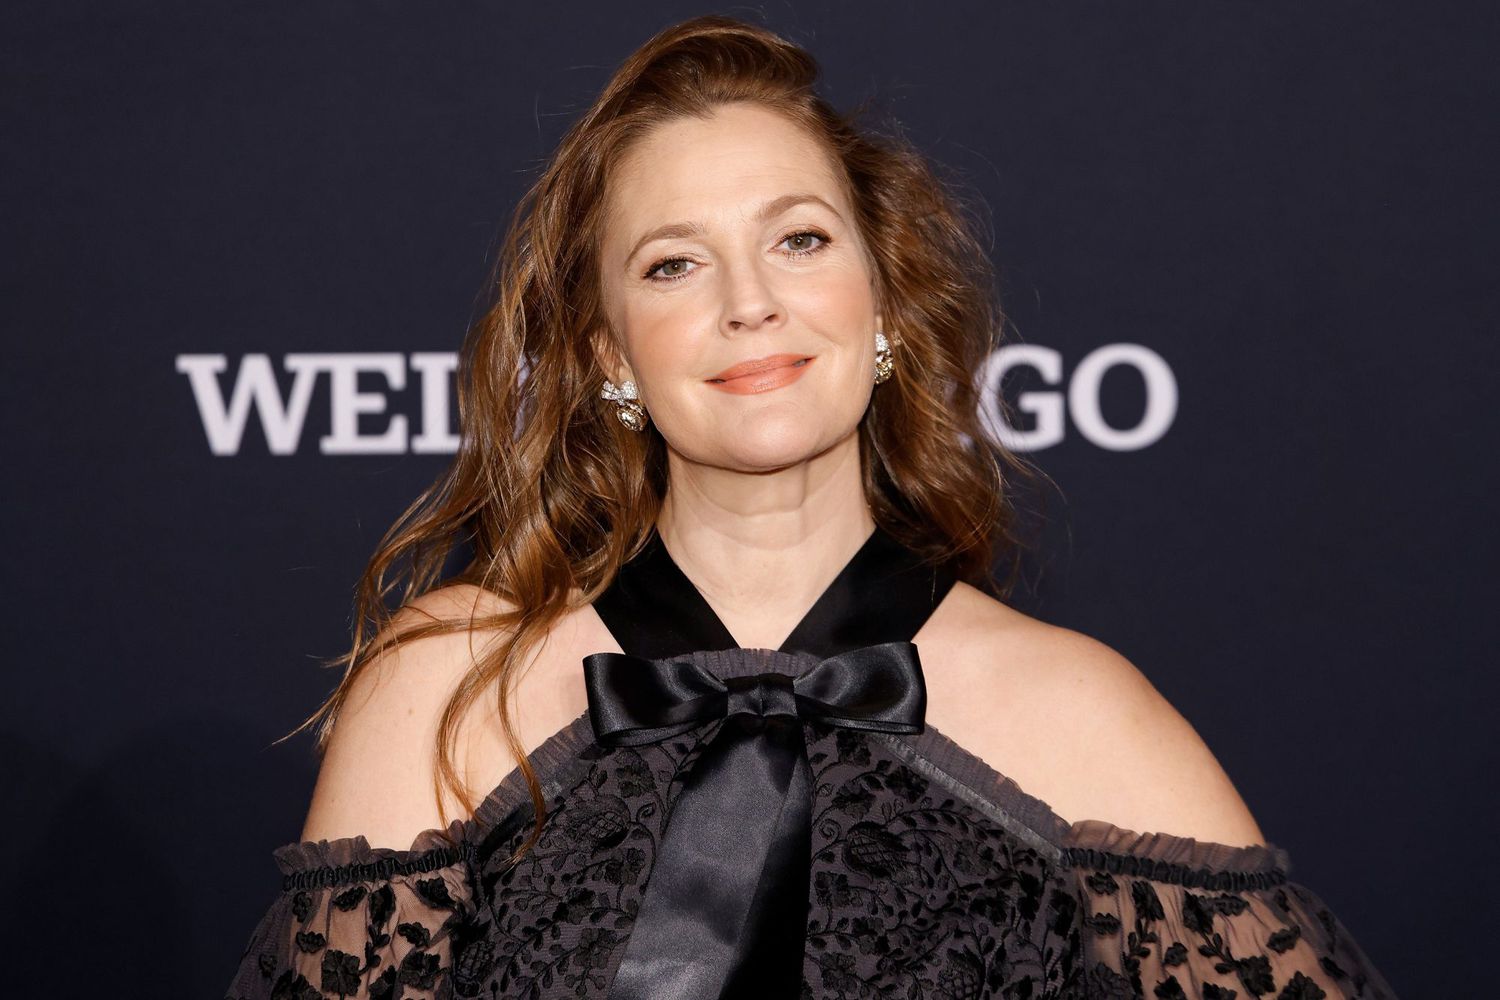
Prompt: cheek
<box><xmin>787</xmin><ymin>269</ymin><xmax>875</xmax><ymax>337</ymax></box>
<box><xmin>615</xmin><ymin>297</ymin><xmax>701</xmax><ymax>379</ymax></box>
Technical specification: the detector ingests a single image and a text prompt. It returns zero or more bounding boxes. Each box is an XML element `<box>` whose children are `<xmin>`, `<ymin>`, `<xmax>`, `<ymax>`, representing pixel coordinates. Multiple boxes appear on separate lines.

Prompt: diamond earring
<box><xmin>873</xmin><ymin>331</ymin><xmax>894</xmax><ymax>384</ymax></box>
<box><xmin>600</xmin><ymin>378</ymin><xmax>647</xmax><ymax>432</ymax></box>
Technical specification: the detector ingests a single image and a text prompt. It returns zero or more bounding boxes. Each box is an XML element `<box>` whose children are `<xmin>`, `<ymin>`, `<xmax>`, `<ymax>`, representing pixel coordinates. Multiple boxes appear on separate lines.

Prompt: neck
<box><xmin>656</xmin><ymin>433</ymin><xmax>874</xmax><ymax>650</ymax></box>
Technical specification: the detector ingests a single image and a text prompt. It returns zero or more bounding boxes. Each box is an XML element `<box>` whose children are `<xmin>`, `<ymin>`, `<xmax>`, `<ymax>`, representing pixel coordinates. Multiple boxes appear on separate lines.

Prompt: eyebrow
<box><xmin>624</xmin><ymin>192</ymin><xmax>843</xmax><ymax>267</ymax></box>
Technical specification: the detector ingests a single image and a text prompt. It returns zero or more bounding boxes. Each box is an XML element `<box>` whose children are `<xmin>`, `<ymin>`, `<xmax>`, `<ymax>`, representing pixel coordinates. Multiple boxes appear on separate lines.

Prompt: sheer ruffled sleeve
<box><xmin>1064</xmin><ymin>820</ymin><xmax>1398</xmax><ymax>999</ymax></box>
<box><xmin>224</xmin><ymin>821</ymin><xmax>481</xmax><ymax>1000</ymax></box>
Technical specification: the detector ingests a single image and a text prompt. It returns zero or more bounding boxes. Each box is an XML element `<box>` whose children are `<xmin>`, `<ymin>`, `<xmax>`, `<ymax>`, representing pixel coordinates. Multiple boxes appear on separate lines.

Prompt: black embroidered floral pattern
<box><xmin>800</xmin><ymin>721</ymin><xmax>1084</xmax><ymax>998</ymax></box>
<box><xmin>225</xmin><ymin>839</ymin><xmax>477</xmax><ymax>1000</ymax></box>
<box><xmin>459</xmin><ymin>725</ymin><xmax>718</xmax><ymax>997</ymax></box>
<box><xmin>1071</xmin><ymin>841</ymin><xmax>1396</xmax><ymax>998</ymax></box>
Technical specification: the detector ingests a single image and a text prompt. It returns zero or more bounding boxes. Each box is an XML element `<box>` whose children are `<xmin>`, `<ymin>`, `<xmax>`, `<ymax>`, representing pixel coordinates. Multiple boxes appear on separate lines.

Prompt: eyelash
<box><xmin>642</xmin><ymin>229</ymin><xmax>832</xmax><ymax>283</ymax></box>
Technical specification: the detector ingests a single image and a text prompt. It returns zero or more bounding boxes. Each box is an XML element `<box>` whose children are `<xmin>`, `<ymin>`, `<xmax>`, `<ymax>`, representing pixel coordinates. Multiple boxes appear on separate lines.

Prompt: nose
<box><xmin>717</xmin><ymin>255</ymin><xmax>785</xmax><ymax>335</ymax></box>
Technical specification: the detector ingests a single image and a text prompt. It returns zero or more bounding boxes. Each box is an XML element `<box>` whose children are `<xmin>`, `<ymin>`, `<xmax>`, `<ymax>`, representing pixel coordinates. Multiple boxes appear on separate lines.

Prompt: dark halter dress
<box><xmin>225</xmin><ymin>524</ymin><xmax>1400</xmax><ymax>1000</ymax></box>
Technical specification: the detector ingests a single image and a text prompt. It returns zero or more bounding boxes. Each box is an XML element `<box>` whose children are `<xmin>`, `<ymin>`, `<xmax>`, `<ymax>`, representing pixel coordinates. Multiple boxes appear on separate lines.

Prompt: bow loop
<box><xmin>582</xmin><ymin>652</ymin><xmax>726</xmax><ymax>747</ymax></box>
<box><xmin>792</xmin><ymin>640</ymin><xmax>928</xmax><ymax>734</ymax></box>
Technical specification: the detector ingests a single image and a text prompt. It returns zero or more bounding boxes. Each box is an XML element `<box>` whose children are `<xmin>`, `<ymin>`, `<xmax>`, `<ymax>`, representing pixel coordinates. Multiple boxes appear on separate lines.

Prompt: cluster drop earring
<box><xmin>600</xmin><ymin>378</ymin><xmax>647</xmax><ymax>432</ymax></box>
<box><xmin>874</xmin><ymin>331</ymin><xmax>894</xmax><ymax>384</ymax></box>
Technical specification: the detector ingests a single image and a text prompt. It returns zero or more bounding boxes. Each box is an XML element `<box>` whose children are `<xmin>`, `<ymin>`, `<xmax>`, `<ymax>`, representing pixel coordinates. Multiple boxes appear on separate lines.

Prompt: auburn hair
<box><xmin>278</xmin><ymin>13</ymin><xmax>1045</xmax><ymax>869</ymax></box>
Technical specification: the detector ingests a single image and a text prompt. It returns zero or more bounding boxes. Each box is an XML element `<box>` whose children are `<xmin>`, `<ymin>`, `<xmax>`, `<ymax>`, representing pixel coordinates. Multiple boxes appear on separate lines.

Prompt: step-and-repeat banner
<box><xmin>6</xmin><ymin>2</ymin><xmax>1491</xmax><ymax>995</ymax></box>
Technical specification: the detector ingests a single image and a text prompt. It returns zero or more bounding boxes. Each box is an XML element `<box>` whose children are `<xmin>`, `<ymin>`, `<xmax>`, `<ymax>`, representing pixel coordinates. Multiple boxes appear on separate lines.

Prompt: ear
<box><xmin>590</xmin><ymin>327</ymin><xmax>632</xmax><ymax>385</ymax></box>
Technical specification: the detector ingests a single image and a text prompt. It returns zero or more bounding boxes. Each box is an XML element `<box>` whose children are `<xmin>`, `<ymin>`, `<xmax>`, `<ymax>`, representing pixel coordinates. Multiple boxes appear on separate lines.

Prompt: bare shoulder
<box><xmin>297</xmin><ymin>583</ymin><xmax>529</xmax><ymax>849</ymax></box>
<box><xmin>920</xmin><ymin>581</ymin><xmax>1267</xmax><ymax>848</ymax></box>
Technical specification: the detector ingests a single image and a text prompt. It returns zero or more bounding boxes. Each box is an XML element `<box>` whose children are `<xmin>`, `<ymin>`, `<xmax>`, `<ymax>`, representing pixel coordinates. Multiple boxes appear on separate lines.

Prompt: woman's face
<box><xmin>595</xmin><ymin>102</ymin><xmax>884</xmax><ymax>474</ymax></box>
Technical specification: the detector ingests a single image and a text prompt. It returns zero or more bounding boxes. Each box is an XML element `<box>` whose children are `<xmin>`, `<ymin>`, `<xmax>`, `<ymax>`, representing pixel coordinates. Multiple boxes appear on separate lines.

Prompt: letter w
<box><xmin>175</xmin><ymin>354</ymin><xmax>318</xmax><ymax>456</ymax></box>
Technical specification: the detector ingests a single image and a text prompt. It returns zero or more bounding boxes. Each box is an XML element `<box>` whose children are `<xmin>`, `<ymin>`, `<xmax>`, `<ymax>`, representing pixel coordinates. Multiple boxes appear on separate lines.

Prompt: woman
<box><xmin>226</xmin><ymin>15</ymin><xmax>1397</xmax><ymax>1000</ymax></box>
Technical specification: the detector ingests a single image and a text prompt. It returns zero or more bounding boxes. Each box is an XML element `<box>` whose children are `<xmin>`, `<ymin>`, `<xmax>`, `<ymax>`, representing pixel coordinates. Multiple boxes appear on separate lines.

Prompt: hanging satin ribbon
<box><xmin>581</xmin><ymin>640</ymin><xmax>928</xmax><ymax>1000</ymax></box>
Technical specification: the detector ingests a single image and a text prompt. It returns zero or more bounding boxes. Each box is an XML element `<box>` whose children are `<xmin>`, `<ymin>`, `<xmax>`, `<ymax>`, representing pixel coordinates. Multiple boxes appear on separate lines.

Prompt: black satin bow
<box><xmin>582</xmin><ymin>640</ymin><xmax>928</xmax><ymax>999</ymax></box>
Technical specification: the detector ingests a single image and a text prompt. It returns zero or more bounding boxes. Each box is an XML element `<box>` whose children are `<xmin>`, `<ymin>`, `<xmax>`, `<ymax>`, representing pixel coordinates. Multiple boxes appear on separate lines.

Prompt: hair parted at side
<box><xmin>276</xmin><ymin>13</ymin><xmax>1046</xmax><ymax>869</ymax></box>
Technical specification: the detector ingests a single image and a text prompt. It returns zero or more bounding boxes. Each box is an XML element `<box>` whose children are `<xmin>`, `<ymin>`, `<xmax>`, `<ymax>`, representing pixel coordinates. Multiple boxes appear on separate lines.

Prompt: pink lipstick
<box><xmin>705</xmin><ymin>353</ymin><xmax>815</xmax><ymax>395</ymax></box>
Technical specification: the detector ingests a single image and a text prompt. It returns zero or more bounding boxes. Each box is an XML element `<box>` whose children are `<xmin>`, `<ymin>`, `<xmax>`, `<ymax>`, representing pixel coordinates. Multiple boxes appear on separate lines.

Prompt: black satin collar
<box><xmin>591</xmin><ymin>522</ymin><xmax>958</xmax><ymax>658</ymax></box>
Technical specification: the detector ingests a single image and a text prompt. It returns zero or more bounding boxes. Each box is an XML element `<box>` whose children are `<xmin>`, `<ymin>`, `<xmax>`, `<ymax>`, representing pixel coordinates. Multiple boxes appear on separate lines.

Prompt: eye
<box><xmin>778</xmin><ymin>229</ymin><xmax>830</xmax><ymax>257</ymax></box>
<box><xmin>643</xmin><ymin>256</ymin><xmax>697</xmax><ymax>283</ymax></box>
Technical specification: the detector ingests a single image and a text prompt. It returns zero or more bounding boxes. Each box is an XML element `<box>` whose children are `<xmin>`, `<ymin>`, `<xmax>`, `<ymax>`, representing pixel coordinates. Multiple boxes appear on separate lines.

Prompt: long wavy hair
<box><xmin>279</xmin><ymin>13</ymin><xmax>1045</xmax><ymax>868</ymax></box>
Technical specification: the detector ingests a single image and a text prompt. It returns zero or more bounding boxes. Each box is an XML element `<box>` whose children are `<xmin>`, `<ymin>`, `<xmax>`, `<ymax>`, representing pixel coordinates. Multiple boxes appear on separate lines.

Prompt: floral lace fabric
<box><xmin>1064</xmin><ymin>822</ymin><xmax>1394</xmax><ymax>999</ymax></box>
<box><xmin>225</xmin><ymin>648</ymin><xmax>1397</xmax><ymax>999</ymax></box>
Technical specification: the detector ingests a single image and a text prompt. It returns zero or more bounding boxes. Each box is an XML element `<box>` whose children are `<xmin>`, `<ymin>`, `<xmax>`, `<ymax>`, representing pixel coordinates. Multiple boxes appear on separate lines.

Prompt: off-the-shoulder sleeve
<box><xmin>224</xmin><ymin>821</ymin><xmax>481</xmax><ymax>1000</ymax></box>
<box><xmin>1064</xmin><ymin>820</ymin><xmax>1398</xmax><ymax>999</ymax></box>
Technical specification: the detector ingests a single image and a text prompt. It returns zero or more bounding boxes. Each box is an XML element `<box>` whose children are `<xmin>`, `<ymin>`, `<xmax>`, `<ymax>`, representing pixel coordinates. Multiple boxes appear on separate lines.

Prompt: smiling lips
<box><xmin>705</xmin><ymin>352</ymin><xmax>815</xmax><ymax>395</ymax></box>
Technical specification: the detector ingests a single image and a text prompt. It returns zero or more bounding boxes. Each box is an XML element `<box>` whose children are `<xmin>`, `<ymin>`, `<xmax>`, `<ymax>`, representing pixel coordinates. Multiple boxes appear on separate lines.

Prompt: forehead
<box><xmin>602</xmin><ymin>104</ymin><xmax>849</xmax><ymax>247</ymax></box>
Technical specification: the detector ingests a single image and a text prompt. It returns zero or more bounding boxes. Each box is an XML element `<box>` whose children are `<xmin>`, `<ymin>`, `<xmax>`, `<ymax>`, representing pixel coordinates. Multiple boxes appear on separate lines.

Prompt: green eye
<box><xmin>780</xmin><ymin>230</ymin><xmax>829</xmax><ymax>255</ymax></box>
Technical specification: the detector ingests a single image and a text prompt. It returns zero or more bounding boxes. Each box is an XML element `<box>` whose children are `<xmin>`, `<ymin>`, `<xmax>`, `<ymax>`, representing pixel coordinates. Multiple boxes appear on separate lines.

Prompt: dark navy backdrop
<box><xmin>4</xmin><ymin>2</ymin><xmax>1492</xmax><ymax>995</ymax></box>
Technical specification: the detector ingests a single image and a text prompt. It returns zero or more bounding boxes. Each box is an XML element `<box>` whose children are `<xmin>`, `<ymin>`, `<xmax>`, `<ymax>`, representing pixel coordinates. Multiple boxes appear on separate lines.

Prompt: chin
<box><xmin>718</xmin><ymin>425</ymin><xmax>850</xmax><ymax>472</ymax></box>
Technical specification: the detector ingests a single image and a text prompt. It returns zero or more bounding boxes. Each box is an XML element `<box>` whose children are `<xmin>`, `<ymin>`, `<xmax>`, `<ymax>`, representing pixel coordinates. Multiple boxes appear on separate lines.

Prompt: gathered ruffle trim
<box><xmin>271</xmin><ymin>816</ymin><xmax>473</xmax><ymax>884</ymax></box>
<box><xmin>1062</xmin><ymin>818</ymin><xmax>1293</xmax><ymax>889</ymax></box>
<box><xmin>279</xmin><ymin>841</ymin><xmax>477</xmax><ymax>892</ymax></box>
<box><xmin>897</xmin><ymin>721</ymin><xmax>1072</xmax><ymax>853</ymax></box>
